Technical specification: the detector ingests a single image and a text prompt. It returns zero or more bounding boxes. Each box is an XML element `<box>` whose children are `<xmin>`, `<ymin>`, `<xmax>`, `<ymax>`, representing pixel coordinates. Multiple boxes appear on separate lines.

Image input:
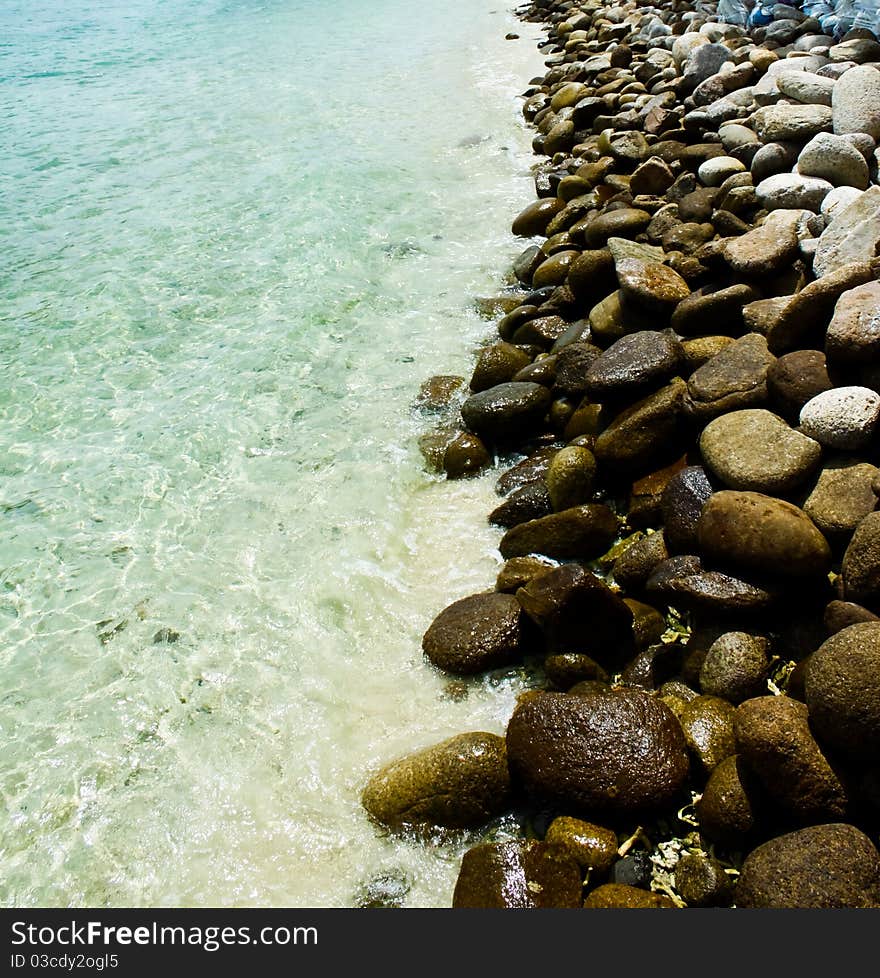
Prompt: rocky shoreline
<box><xmin>362</xmin><ymin>0</ymin><xmax>880</xmax><ymax>908</ymax></box>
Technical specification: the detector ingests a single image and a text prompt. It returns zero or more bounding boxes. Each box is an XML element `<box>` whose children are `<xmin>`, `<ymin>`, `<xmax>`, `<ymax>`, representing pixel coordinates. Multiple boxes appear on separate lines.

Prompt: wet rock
<box><xmin>699</xmin><ymin>410</ymin><xmax>821</xmax><ymax>495</ymax></box>
<box><xmin>805</xmin><ymin>622</ymin><xmax>880</xmax><ymax>759</ymax></box>
<box><xmin>797</xmin><ymin>132</ymin><xmax>870</xmax><ymax>190</ymax></box>
<box><xmin>826</xmin><ymin>279</ymin><xmax>880</xmax><ymax>367</ymax></box>
<box><xmin>671</xmin><ymin>284</ymin><xmax>759</xmax><ymax>337</ymax></box>
<box><xmin>584</xmin><ymin>208</ymin><xmax>653</xmax><ymax>248</ymax></box>
<box><xmin>755</xmin><ymin>172</ymin><xmax>833</xmax><ymax>212</ymax></box>
<box><xmin>532</xmin><ymin>250</ymin><xmax>580</xmax><ymax>289</ymax></box>
<box><xmin>736</xmin><ymin>823</ymin><xmax>880</xmax><ymax>908</ymax></box>
<box><xmin>696</xmin><ymin>754</ymin><xmax>766</xmax><ymax>847</ymax></box>
<box><xmin>680</xmin><ymin>335</ymin><xmax>735</xmax><ymax>372</ymax></box>
<box><xmin>813</xmin><ymin>186</ymin><xmax>880</xmax><ymax>277</ymax></box>
<box><xmin>721</xmin><ymin>219</ymin><xmax>800</xmax><ymax>277</ymax></box>
<box><xmin>842</xmin><ymin>512</ymin><xmax>880</xmax><ymax>611</ymax></box>
<box><xmin>734</xmin><ymin>696</ymin><xmax>849</xmax><ymax>823</ymax></box>
<box><xmin>609</xmin><ymin>850</ymin><xmax>653</xmax><ymax>889</ymax></box>
<box><xmin>585</xmin><ymin>330</ymin><xmax>682</xmax><ymax>401</ymax></box>
<box><xmin>506</xmin><ymin>688</ymin><xmax>690</xmax><ymax>816</ymax></box>
<box><xmin>799</xmin><ymin>387</ymin><xmax>880</xmax><ymax>451</ymax></box>
<box><xmin>461</xmin><ymin>382</ymin><xmax>552</xmax><ymax>444</ymax></box>
<box><xmin>513</xmin><ymin>197</ymin><xmax>567</xmax><ymax>237</ymax></box>
<box><xmin>625</xmin><ymin>598</ymin><xmax>667</xmax><ymax>652</ymax></box>
<box><xmin>416</xmin><ymin>375</ymin><xmax>466</xmax><ymax>412</ymax></box>
<box><xmin>661</xmin><ymin>466</ymin><xmax>715</xmax><ymax>555</ymax></box>
<box><xmin>512</xmin><ymin>313</ymin><xmax>569</xmax><ymax>348</ymax></box>
<box><xmin>499</xmin><ymin>503</ymin><xmax>618</xmax><ymax>561</ymax></box>
<box><xmin>767</xmin><ymin>350</ymin><xmax>833</xmax><ymax>420</ymax></box>
<box><xmin>362</xmin><ymin>732</ymin><xmax>511</xmax><ymax>830</ymax></box>
<box><xmin>680</xmin><ymin>695</ymin><xmax>737</xmax><ymax>776</ymax></box>
<box><xmin>832</xmin><ymin>64</ymin><xmax>880</xmax><ymax>140</ymax></box>
<box><xmin>674</xmin><ymin>852</ymin><xmax>733</xmax><ymax>908</ymax></box>
<box><xmin>612</xmin><ymin>531</ymin><xmax>670</xmax><ymax>591</ymax></box>
<box><xmin>615</xmin><ymin>259</ymin><xmax>691</xmax><ymax>313</ymax></box>
<box><xmin>647</xmin><ymin>557</ymin><xmax>777</xmax><ymax>616</ymax></box>
<box><xmin>594</xmin><ymin>378</ymin><xmax>689</xmax><ymax>475</ymax></box>
<box><xmin>443</xmin><ymin>432</ymin><xmax>491</xmax><ymax>479</ymax></box>
<box><xmin>496</xmin><ymin>448</ymin><xmax>557</xmax><ymax>496</ymax></box>
<box><xmin>544</xmin><ymin>817</ymin><xmax>618</xmax><ymax>874</ymax></box>
<box><xmin>700</xmin><ymin>632</ymin><xmax>770</xmax><ymax>704</ymax></box>
<box><xmin>545</xmin><ymin>445</ymin><xmax>596</xmax><ymax>511</ymax></box>
<box><xmin>453</xmin><ymin>841</ymin><xmax>583</xmax><ymax>908</ymax></box>
<box><xmin>495</xmin><ymin>556</ymin><xmax>555</xmax><ymax>594</ymax></box>
<box><xmin>552</xmin><ymin>342</ymin><xmax>603</xmax><ymax>398</ymax></box>
<box><xmin>544</xmin><ymin>653</ymin><xmax>609</xmax><ymax>691</ymax></box>
<box><xmin>697</xmin><ymin>491</ymin><xmax>832</xmax><ymax>580</ymax></box>
<box><xmin>686</xmin><ymin>333</ymin><xmax>776</xmax><ymax>420</ymax></box>
<box><xmin>566</xmin><ymin>249</ymin><xmax>615</xmax><ymax>305</ymax></box>
<box><xmin>627</xmin><ymin>457</ymin><xmax>689</xmax><ymax>530</ymax></box>
<box><xmin>422</xmin><ymin>592</ymin><xmax>530</xmax><ymax>675</ymax></box>
<box><xmin>583</xmin><ymin>884</ymin><xmax>676</xmax><ymax>909</ymax></box>
<box><xmin>470</xmin><ymin>343</ymin><xmax>533</xmax><ymax>393</ymax></box>
<box><xmin>488</xmin><ymin>481</ymin><xmax>552</xmax><ymax>528</ymax></box>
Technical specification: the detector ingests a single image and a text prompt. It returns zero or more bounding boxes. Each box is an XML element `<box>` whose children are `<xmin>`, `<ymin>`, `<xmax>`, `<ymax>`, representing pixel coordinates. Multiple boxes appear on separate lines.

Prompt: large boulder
<box><xmin>736</xmin><ymin>824</ymin><xmax>880</xmax><ymax>908</ymax></box>
<box><xmin>362</xmin><ymin>732</ymin><xmax>511</xmax><ymax>830</ymax></box>
<box><xmin>506</xmin><ymin>689</ymin><xmax>690</xmax><ymax>816</ymax></box>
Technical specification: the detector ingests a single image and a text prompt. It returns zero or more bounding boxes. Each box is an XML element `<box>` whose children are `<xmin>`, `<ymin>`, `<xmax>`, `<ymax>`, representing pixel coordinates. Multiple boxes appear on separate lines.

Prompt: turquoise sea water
<box><xmin>1</xmin><ymin>0</ymin><xmax>546</xmax><ymax>906</ymax></box>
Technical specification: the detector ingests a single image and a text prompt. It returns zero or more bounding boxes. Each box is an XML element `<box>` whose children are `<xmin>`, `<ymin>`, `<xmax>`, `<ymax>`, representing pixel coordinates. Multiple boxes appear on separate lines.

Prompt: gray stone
<box><xmin>751</xmin><ymin>103</ymin><xmax>833</xmax><ymax>143</ymax></box>
<box><xmin>797</xmin><ymin>132</ymin><xmax>870</xmax><ymax>189</ymax></box>
<box><xmin>799</xmin><ymin>387</ymin><xmax>880</xmax><ymax>450</ymax></box>
<box><xmin>776</xmin><ymin>70</ymin><xmax>836</xmax><ymax>106</ymax></box>
<box><xmin>826</xmin><ymin>279</ymin><xmax>880</xmax><ymax>366</ymax></box>
<box><xmin>698</xmin><ymin>156</ymin><xmax>746</xmax><ymax>187</ymax></box>
<box><xmin>755</xmin><ymin>173</ymin><xmax>833</xmax><ymax>212</ymax></box>
<box><xmin>820</xmin><ymin>185</ymin><xmax>864</xmax><ymax>221</ymax></box>
<box><xmin>833</xmin><ymin>64</ymin><xmax>880</xmax><ymax>139</ymax></box>
<box><xmin>814</xmin><ymin>187</ymin><xmax>880</xmax><ymax>279</ymax></box>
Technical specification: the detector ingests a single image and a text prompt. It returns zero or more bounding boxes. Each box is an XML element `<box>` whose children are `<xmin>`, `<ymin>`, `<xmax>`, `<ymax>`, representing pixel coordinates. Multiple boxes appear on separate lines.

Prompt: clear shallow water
<box><xmin>0</xmin><ymin>0</ymin><xmax>547</xmax><ymax>906</ymax></box>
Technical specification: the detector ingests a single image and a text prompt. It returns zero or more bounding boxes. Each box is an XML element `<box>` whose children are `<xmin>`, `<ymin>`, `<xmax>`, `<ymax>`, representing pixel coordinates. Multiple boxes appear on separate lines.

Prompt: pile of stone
<box><xmin>362</xmin><ymin>0</ymin><xmax>880</xmax><ymax>909</ymax></box>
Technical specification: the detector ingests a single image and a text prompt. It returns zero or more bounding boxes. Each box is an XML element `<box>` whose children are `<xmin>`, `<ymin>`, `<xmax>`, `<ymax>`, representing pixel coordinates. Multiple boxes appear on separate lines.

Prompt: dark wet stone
<box><xmin>415</xmin><ymin>375</ymin><xmax>466</xmax><ymax>412</ymax></box>
<box><xmin>453</xmin><ymin>841</ymin><xmax>583</xmax><ymax>908</ymax></box>
<box><xmin>619</xmin><ymin>643</ymin><xmax>682</xmax><ymax>692</ymax></box>
<box><xmin>647</xmin><ymin>556</ymin><xmax>777</xmax><ymax>616</ymax></box>
<box><xmin>823</xmin><ymin>599</ymin><xmax>880</xmax><ymax>635</ymax></box>
<box><xmin>544</xmin><ymin>817</ymin><xmax>618</xmax><ymax>873</ymax></box>
<box><xmin>470</xmin><ymin>343</ymin><xmax>533</xmax><ymax>393</ymax></box>
<box><xmin>422</xmin><ymin>592</ymin><xmax>530</xmax><ymax>675</ymax></box>
<box><xmin>513</xmin><ymin>244</ymin><xmax>544</xmax><ymax>284</ymax></box>
<box><xmin>627</xmin><ymin>456</ymin><xmax>689</xmax><ymax>530</ymax></box>
<box><xmin>661</xmin><ymin>466</ymin><xmax>714</xmax><ymax>555</ymax></box>
<box><xmin>612</xmin><ymin>531</ymin><xmax>670</xmax><ymax>592</ymax></box>
<box><xmin>686</xmin><ymin>333</ymin><xmax>776</xmax><ymax>420</ymax></box>
<box><xmin>362</xmin><ymin>732</ymin><xmax>511</xmax><ymax>830</ymax></box>
<box><xmin>610</xmin><ymin>850</ymin><xmax>653</xmax><ymax>889</ymax></box>
<box><xmin>512</xmin><ymin>197</ymin><xmax>567</xmax><ymax>237</ymax></box>
<box><xmin>443</xmin><ymin>432</ymin><xmax>491</xmax><ymax>480</ymax></box>
<box><xmin>488</xmin><ymin>481</ymin><xmax>551</xmax><ymax>529</ymax></box>
<box><xmin>585</xmin><ymin>330</ymin><xmax>682</xmax><ymax>401</ymax></box>
<box><xmin>566</xmin><ymin>249</ymin><xmax>616</xmax><ymax>306</ymax></box>
<box><xmin>671</xmin><ymin>284</ymin><xmax>760</xmax><ymax>337</ymax></box>
<box><xmin>583</xmin><ymin>884</ymin><xmax>677</xmax><ymax>909</ymax></box>
<box><xmin>700</xmin><ymin>632</ymin><xmax>770</xmax><ymax>705</ymax></box>
<box><xmin>552</xmin><ymin>342</ymin><xmax>604</xmax><ymax>399</ymax></box>
<box><xmin>767</xmin><ymin>349</ymin><xmax>833</xmax><ymax>421</ymax></box>
<box><xmin>698</xmin><ymin>491</ymin><xmax>832</xmax><ymax>580</ymax></box>
<box><xmin>584</xmin><ymin>208</ymin><xmax>653</xmax><ymax>248</ymax></box>
<box><xmin>499</xmin><ymin>503</ymin><xmax>618</xmax><ymax>561</ymax></box>
<box><xmin>461</xmin><ymin>382</ymin><xmax>551</xmax><ymax>444</ymax></box>
<box><xmin>625</xmin><ymin>598</ymin><xmax>667</xmax><ymax>651</ymax></box>
<box><xmin>615</xmin><ymin>259</ymin><xmax>690</xmax><ymax>313</ymax></box>
<box><xmin>630</xmin><ymin>156</ymin><xmax>675</xmax><ymax>197</ymax></box>
<box><xmin>546</xmin><ymin>445</ymin><xmax>596</xmax><ymax>511</ymax></box>
<box><xmin>696</xmin><ymin>754</ymin><xmax>766</xmax><ymax>848</ymax></box>
<box><xmin>506</xmin><ymin>689</ymin><xmax>690</xmax><ymax>816</ymax></box>
<box><xmin>734</xmin><ymin>696</ymin><xmax>849</xmax><ymax>823</ymax></box>
<box><xmin>544</xmin><ymin>653</ymin><xmax>609</xmax><ymax>691</ymax></box>
<box><xmin>496</xmin><ymin>448</ymin><xmax>557</xmax><ymax>496</ymax></box>
<box><xmin>805</xmin><ymin>622</ymin><xmax>880</xmax><ymax>759</ymax></box>
<box><xmin>674</xmin><ymin>852</ymin><xmax>733</xmax><ymax>908</ymax></box>
<box><xmin>736</xmin><ymin>824</ymin><xmax>880</xmax><ymax>908</ymax></box>
<box><xmin>842</xmin><ymin>512</ymin><xmax>880</xmax><ymax>612</ymax></box>
<box><xmin>511</xmin><ymin>314</ymin><xmax>569</xmax><ymax>349</ymax></box>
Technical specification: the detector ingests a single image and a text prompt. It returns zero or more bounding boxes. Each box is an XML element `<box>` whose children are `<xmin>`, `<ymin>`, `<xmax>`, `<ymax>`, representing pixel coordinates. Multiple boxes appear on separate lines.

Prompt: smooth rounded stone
<box><xmin>671</xmin><ymin>284</ymin><xmax>759</xmax><ymax>337</ymax></box>
<box><xmin>820</xmin><ymin>184</ymin><xmax>864</xmax><ymax>221</ymax></box>
<box><xmin>593</xmin><ymin>379</ymin><xmax>689</xmax><ymax>475</ymax></box>
<box><xmin>615</xmin><ymin>259</ymin><xmax>690</xmax><ymax>312</ymax></box>
<box><xmin>512</xmin><ymin>313</ymin><xmax>568</xmax><ymax>348</ymax></box>
<box><xmin>496</xmin><ymin>448</ymin><xmax>556</xmax><ymax>496</ymax></box>
<box><xmin>566</xmin><ymin>248</ymin><xmax>615</xmax><ymax>304</ymax></box>
<box><xmin>734</xmin><ymin>696</ymin><xmax>849</xmax><ymax>823</ymax></box>
<box><xmin>361</xmin><ymin>732</ymin><xmax>511</xmax><ymax>830</ymax></box>
<box><xmin>488</xmin><ymin>481</ymin><xmax>552</xmax><ymax>528</ymax></box>
<box><xmin>544</xmin><ymin>817</ymin><xmax>619</xmax><ymax>873</ymax></box>
<box><xmin>824</xmin><ymin>598</ymin><xmax>880</xmax><ymax>634</ymax></box>
<box><xmin>842</xmin><ymin>511</ymin><xmax>880</xmax><ymax>611</ymax></box>
<box><xmin>826</xmin><ymin>279</ymin><xmax>880</xmax><ymax>366</ymax></box>
<box><xmin>696</xmin><ymin>754</ymin><xmax>765</xmax><ymax>847</ymax></box>
<box><xmin>799</xmin><ymin>387</ymin><xmax>880</xmax><ymax>450</ymax></box>
<box><xmin>512</xmin><ymin>196</ymin><xmax>566</xmax><ymax>237</ymax></box>
<box><xmin>685</xmin><ymin>42</ymin><xmax>734</xmax><ymax>86</ymax></box>
<box><xmin>585</xmin><ymin>331</ymin><xmax>682</xmax><ymax>400</ymax></box>
<box><xmin>532</xmin><ymin>250</ymin><xmax>580</xmax><ymax>289</ymax></box>
<box><xmin>674</xmin><ymin>852</ymin><xmax>733</xmax><ymax>908</ymax></box>
<box><xmin>589</xmin><ymin>290</ymin><xmax>652</xmax><ymax>345</ymax></box>
<box><xmin>742</xmin><ymin>296</ymin><xmax>790</xmax><ymax>337</ymax></box>
<box><xmin>544</xmin><ymin>653</ymin><xmax>609</xmax><ymax>691</ymax></box>
<box><xmin>545</xmin><ymin>445</ymin><xmax>596</xmax><ymax>511</ymax></box>
<box><xmin>814</xmin><ymin>186</ymin><xmax>880</xmax><ymax>278</ymax></box>
<box><xmin>679</xmin><ymin>695</ymin><xmax>737</xmax><ymax>777</ymax></box>
<box><xmin>736</xmin><ymin>823</ymin><xmax>880</xmax><ymax>909</ymax></box>
<box><xmin>470</xmin><ymin>342</ymin><xmax>533</xmax><ymax>393</ymax></box>
<box><xmin>415</xmin><ymin>374</ymin><xmax>466</xmax><ymax>412</ymax></box>
<box><xmin>697</xmin><ymin>490</ymin><xmax>832</xmax><ymax>579</ymax></box>
<box><xmin>551</xmin><ymin>82</ymin><xmax>588</xmax><ymax>112</ymax></box>
<box><xmin>422</xmin><ymin>591</ymin><xmax>529</xmax><ymax>679</ymax></box>
<box><xmin>646</xmin><ymin>557</ymin><xmax>777</xmax><ymax>616</ymax></box>
<box><xmin>673</xmin><ymin>32</ymin><xmax>711</xmax><ymax>70</ymax></box>
<box><xmin>552</xmin><ymin>342</ymin><xmax>603</xmax><ymax>399</ymax></box>
<box><xmin>751</xmin><ymin>141</ymin><xmax>801</xmax><ymax>183</ymax></box>
<box><xmin>681</xmin><ymin>335</ymin><xmax>736</xmax><ymax>372</ymax></box>
<box><xmin>583</xmin><ymin>883</ymin><xmax>676</xmax><ymax>909</ymax></box>
<box><xmin>767</xmin><ymin>350</ymin><xmax>833</xmax><ymax>419</ymax></box>
<box><xmin>495</xmin><ymin>556</ymin><xmax>555</xmax><ymax>594</ymax></box>
<box><xmin>722</xmin><ymin>220</ymin><xmax>800</xmax><ymax>279</ymax></box>
<box><xmin>700</xmin><ymin>632</ymin><xmax>770</xmax><ymax>704</ymax></box>
<box><xmin>516</xmin><ymin>563</ymin><xmax>634</xmax><ymax>665</ymax></box>
<box><xmin>499</xmin><ymin>503</ymin><xmax>618</xmax><ymax>561</ymax></box>
<box><xmin>461</xmin><ymin>382</ymin><xmax>552</xmax><ymax>444</ymax></box>
<box><xmin>829</xmin><ymin>36</ymin><xmax>880</xmax><ymax>63</ymax></box>
<box><xmin>661</xmin><ymin>466</ymin><xmax>715</xmax><ymax>555</ymax></box>
<box><xmin>630</xmin><ymin>156</ymin><xmax>675</xmax><ymax>197</ymax></box>
<box><xmin>626</xmin><ymin>458</ymin><xmax>689</xmax><ymax>531</ymax></box>
<box><xmin>755</xmin><ymin>172</ymin><xmax>833</xmax><ymax>212</ymax></box>
<box><xmin>776</xmin><ymin>70</ymin><xmax>836</xmax><ymax>106</ymax></box>
<box><xmin>833</xmin><ymin>64</ymin><xmax>880</xmax><ymax>139</ymax></box>
<box><xmin>697</xmin><ymin>156</ymin><xmax>746</xmax><ymax>189</ymax></box>
<box><xmin>661</xmin><ymin>221</ymin><xmax>715</xmax><ymax>255</ymax></box>
<box><xmin>453</xmin><ymin>841</ymin><xmax>583</xmax><ymax>909</ymax></box>
<box><xmin>699</xmin><ymin>410</ymin><xmax>822</xmax><ymax>495</ymax></box>
<box><xmin>625</xmin><ymin>598</ymin><xmax>667</xmax><ymax>652</ymax></box>
<box><xmin>443</xmin><ymin>432</ymin><xmax>491</xmax><ymax>480</ymax></box>
<box><xmin>752</xmin><ymin>103</ymin><xmax>833</xmax><ymax>143</ymax></box>
<box><xmin>686</xmin><ymin>333</ymin><xmax>776</xmax><ymax>420</ymax></box>
<box><xmin>719</xmin><ymin>123</ymin><xmax>760</xmax><ymax>151</ymax></box>
<box><xmin>806</xmin><ymin>622</ymin><xmax>880</xmax><ymax>758</ymax></box>
<box><xmin>584</xmin><ymin>208</ymin><xmax>653</xmax><ymax>248</ymax></box>
<box><xmin>612</xmin><ymin>530</ymin><xmax>669</xmax><ymax>591</ymax></box>
<box><xmin>513</xmin><ymin>355</ymin><xmax>556</xmax><ymax>387</ymax></box>
<box><xmin>506</xmin><ymin>689</ymin><xmax>690</xmax><ymax>816</ymax></box>
<box><xmin>797</xmin><ymin>132</ymin><xmax>870</xmax><ymax>189</ymax></box>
